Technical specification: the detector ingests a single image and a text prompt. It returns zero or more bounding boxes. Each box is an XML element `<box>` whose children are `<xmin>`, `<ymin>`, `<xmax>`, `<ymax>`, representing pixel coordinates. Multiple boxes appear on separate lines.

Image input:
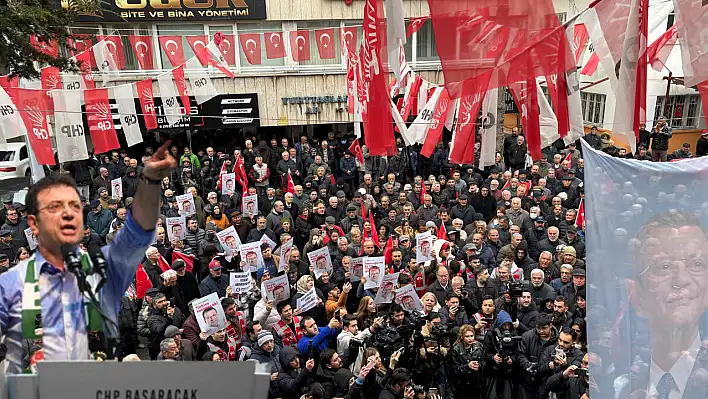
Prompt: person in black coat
<box><xmin>697</xmin><ymin>130</ymin><xmax>708</xmax><ymax>157</ymax></box>
<box><xmin>276</xmin><ymin>346</ymin><xmax>316</xmax><ymax>399</ymax></box>
<box><xmin>538</xmin><ymin>328</ymin><xmax>584</xmax><ymax>398</ymax></box>
<box><xmin>517</xmin><ymin>313</ymin><xmax>558</xmax><ymax>399</ymax></box>
<box><xmin>173</xmin><ymin>259</ymin><xmax>201</xmax><ymax>306</ymax></box>
<box><xmin>146</xmin><ymin>293</ymin><xmax>185</xmax><ymax>360</ymax></box>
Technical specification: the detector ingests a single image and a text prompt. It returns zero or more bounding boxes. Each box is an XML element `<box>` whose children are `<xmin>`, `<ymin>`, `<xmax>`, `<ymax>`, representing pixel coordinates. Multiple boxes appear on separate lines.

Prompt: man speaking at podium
<box><xmin>0</xmin><ymin>142</ymin><xmax>176</xmax><ymax>374</ymax></box>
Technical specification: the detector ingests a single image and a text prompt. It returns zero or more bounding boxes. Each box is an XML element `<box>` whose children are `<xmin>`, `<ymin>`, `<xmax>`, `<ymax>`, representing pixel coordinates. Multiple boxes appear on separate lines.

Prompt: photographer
<box><xmin>337</xmin><ymin>314</ymin><xmax>383</xmax><ymax>371</ymax></box>
<box><xmin>517</xmin><ymin>313</ymin><xmax>557</xmax><ymax>399</ymax></box>
<box><xmin>439</xmin><ymin>292</ymin><xmax>469</xmax><ymax>330</ymax></box>
<box><xmin>546</xmin><ymin>353</ymin><xmax>599</xmax><ymax>399</ymax></box>
<box><xmin>451</xmin><ymin>276</ymin><xmax>478</xmax><ymax>316</ymax></box>
<box><xmin>538</xmin><ymin>327</ymin><xmax>584</xmax><ymax>398</ymax></box>
<box><xmin>650</xmin><ymin>116</ymin><xmax>672</xmax><ymax>162</ymax></box>
<box><xmin>471</xmin><ymin>296</ymin><xmax>496</xmax><ymax>341</ymax></box>
<box><xmin>451</xmin><ymin>324</ymin><xmax>486</xmax><ymax>399</ymax></box>
<box><xmin>483</xmin><ymin>310</ymin><xmax>521</xmax><ymax>399</ymax></box>
<box><xmin>413</xmin><ymin>312</ymin><xmax>451</xmax><ymax>394</ymax></box>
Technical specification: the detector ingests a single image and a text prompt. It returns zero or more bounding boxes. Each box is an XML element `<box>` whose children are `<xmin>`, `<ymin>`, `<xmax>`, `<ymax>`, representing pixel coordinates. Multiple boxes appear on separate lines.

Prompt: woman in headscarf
<box><xmin>290</xmin><ymin>275</ymin><xmax>325</xmax><ymax>326</ymax></box>
<box><xmin>206</xmin><ymin>204</ymin><xmax>230</xmax><ymax>231</ymax></box>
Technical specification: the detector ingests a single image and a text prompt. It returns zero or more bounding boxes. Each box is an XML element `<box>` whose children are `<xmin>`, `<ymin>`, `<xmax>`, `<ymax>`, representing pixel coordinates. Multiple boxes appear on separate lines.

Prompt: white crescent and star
<box><xmin>165</xmin><ymin>39</ymin><xmax>179</xmax><ymax>56</ymax></box>
<box><xmin>104</xmin><ymin>40</ymin><xmax>117</xmax><ymax>55</ymax></box>
<box><xmin>245</xmin><ymin>38</ymin><xmax>257</xmax><ymax>54</ymax></box>
<box><xmin>296</xmin><ymin>35</ymin><xmax>306</xmax><ymax>51</ymax></box>
<box><xmin>193</xmin><ymin>40</ymin><xmax>206</xmax><ymax>52</ymax></box>
<box><xmin>221</xmin><ymin>38</ymin><xmax>231</xmax><ymax>55</ymax></box>
<box><xmin>320</xmin><ymin>33</ymin><xmax>331</xmax><ymax>48</ymax></box>
<box><xmin>270</xmin><ymin>33</ymin><xmax>281</xmax><ymax>48</ymax></box>
<box><xmin>135</xmin><ymin>41</ymin><xmax>148</xmax><ymax>57</ymax></box>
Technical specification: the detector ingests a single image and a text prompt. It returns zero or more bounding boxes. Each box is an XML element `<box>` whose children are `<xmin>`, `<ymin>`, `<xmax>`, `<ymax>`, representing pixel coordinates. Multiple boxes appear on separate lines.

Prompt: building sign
<box><xmin>80</xmin><ymin>93</ymin><xmax>258</xmax><ymax>136</ymax></box>
<box><xmin>60</xmin><ymin>0</ymin><xmax>266</xmax><ymax>22</ymax></box>
<box><xmin>200</xmin><ymin>94</ymin><xmax>260</xmax><ymax>128</ymax></box>
<box><xmin>281</xmin><ymin>95</ymin><xmax>347</xmax><ymax>115</ymax></box>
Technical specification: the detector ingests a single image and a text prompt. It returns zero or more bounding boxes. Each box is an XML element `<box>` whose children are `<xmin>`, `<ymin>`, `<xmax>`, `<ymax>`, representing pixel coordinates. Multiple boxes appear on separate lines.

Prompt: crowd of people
<box><xmin>0</xmin><ymin>119</ymin><xmax>693</xmax><ymax>399</ymax></box>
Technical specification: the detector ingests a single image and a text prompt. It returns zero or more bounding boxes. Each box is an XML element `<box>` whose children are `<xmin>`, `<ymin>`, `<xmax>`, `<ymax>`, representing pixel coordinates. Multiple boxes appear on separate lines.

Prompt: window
<box><xmin>237</xmin><ymin>22</ymin><xmax>286</xmax><ymax>68</ymax></box>
<box><xmin>295</xmin><ymin>21</ymin><xmax>342</xmax><ymax>66</ymax></box>
<box><xmin>580</xmin><ymin>92</ymin><xmax>606</xmax><ymax>124</ymax></box>
<box><xmin>415</xmin><ymin>19</ymin><xmax>438</xmax><ymax>61</ymax></box>
<box><xmin>556</xmin><ymin>13</ymin><xmax>567</xmax><ymax>24</ymax></box>
<box><xmin>0</xmin><ymin>151</ymin><xmax>14</xmax><ymax>162</ymax></box>
<box><xmin>19</xmin><ymin>146</ymin><xmax>28</xmax><ymax>160</ymax></box>
<box><xmin>157</xmin><ymin>25</ymin><xmax>204</xmax><ymax>69</ymax></box>
<box><xmin>654</xmin><ymin>95</ymin><xmax>702</xmax><ymax>129</ymax></box>
<box><xmin>207</xmin><ymin>25</ymin><xmax>236</xmax><ymax>68</ymax></box>
<box><xmin>540</xmin><ymin>85</ymin><xmax>552</xmax><ymax>110</ymax></box>
<box><xmin>667</xmin><ymin>12</ymin><xmax>676</xmax><ymax>30</ymax></box>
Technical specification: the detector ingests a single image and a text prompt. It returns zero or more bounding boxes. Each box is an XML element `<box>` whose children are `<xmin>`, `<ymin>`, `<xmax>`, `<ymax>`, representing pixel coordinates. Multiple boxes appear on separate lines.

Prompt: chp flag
<box><xmin>112</xmin><ymin>84</ymin><xmax>143</xmax><ymax>147</ymax></box>
<box><xmin>53</xmin><ymin>89</ymin><xmax>89</xmax><ymax>163</ymax></box>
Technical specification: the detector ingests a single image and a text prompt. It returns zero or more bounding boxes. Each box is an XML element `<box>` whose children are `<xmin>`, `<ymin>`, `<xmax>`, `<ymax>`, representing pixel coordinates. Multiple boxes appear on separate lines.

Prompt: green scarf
<box><xmin>21</xmin><ymin>252</ymin><xmax>104</xmax><ymax>342</ymax></box>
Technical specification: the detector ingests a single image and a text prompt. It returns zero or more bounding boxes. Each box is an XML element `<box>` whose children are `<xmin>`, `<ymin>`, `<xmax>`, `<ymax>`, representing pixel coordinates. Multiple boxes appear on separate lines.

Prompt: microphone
<box><xmin>61</xmin><ymin>243</ymin><xmax>87</xmax><ymax>292</ymax></box>
<box><xmin>88</xmin><ymin>242</ymin><xmax>108</xmax><ymax>292</ymax></box>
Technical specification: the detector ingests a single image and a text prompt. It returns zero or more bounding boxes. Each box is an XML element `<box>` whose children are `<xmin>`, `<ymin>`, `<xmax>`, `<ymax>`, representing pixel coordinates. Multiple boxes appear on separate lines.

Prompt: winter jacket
<box><xmin>137</xmin><ymin>300</ymin><xmax>152</xmax><ymax>337</ymax></box>
<box><xmin>314</xmin><ymin>363</ymin><xmax>353</xmax><ymax>399</ymax></box>
<box><xmin>276</xmin><ymin>347</ymin><xmax>313</xmax><ymax>399</ymax></box>
<box><xmin>439</xmin><ymin>305</ymin><xmax>469</xmax><ymax>328</ymax></box>
<box><xmin>184</xmin><ymin>228</ymin><xmax>205</xmax><ymax>255</ymax></box>
<box><xmin>697</xmin><ymin>136</ymin><xmax>708</xmax><ymax>157</ymax></box>
<box><xmin>66</xmin><ymin>160</ymin><xmax>93</xmax><ymax>185</ymax></box>
<box><xmin>86</xmin><ymin>209</ymin><xmax>113</xmax><ymax>237</ymax></box>
<box><xmin>199</xmin><ymin>274</ymin><xmax>230</xmax><ymax>298</ymax></box>
<box><xmin>121</xmin><ymin>167</ymin><xmax>140</xmax><ymax>198</ymax></box>
<box><xmin>450</xmin><ymin>204</ymin><xmax>477</xmax><ymax>226</ymax></box>
<box><xmin>546</xmin><ymin>372</ymin><xmax>589</xmax><ymax>399</ymax></box>
<box><xmin>339</xmin><ymin>157</ymin><xmax>357</xmax><ymax>181</ymax></box>
<box><xmin>650</xmin><ymin>124</ymin><xmax>673</xmax><ymax>151</ymax></box>
<box><xmin>251</xmin><ymin>344</ymin><xmax>282</xmax><ymax>373</ymax></box>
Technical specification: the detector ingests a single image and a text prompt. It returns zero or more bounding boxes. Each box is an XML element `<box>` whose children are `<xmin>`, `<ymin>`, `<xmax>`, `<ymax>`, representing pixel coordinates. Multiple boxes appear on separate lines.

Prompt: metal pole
<box><xmin>579</xmin><ymin>77</ymin><xmax>609</xmax><ymax>91</ymax></box>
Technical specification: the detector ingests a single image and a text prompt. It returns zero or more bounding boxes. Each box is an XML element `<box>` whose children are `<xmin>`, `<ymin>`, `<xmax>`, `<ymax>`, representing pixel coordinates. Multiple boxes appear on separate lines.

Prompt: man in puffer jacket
<box><xmin>121</xmin><ymin>167</ymin><xmax>140</xmax><ymax>200</ymax></box>
<box><xmin>137</xmin><ymin>288</ymin><xmax>161</xmax><ymax>339</ymax></box>
<box><xmin>277</xmin><ymin>346</ymin><xmax>315</xmax><ymax>399</ymax></box>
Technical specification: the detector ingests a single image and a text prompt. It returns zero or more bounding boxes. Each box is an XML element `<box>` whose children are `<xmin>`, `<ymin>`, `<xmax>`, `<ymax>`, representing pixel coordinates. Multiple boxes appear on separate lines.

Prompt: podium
<box><xmin>2</xmin><ymin>361</ymin><xmax>271</xmax><ymax>399</ymax></box>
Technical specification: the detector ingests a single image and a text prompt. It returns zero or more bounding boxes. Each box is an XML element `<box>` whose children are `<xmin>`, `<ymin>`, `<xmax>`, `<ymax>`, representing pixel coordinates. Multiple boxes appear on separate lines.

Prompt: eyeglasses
<box><xmin>40</xmin><ymin>201</ymin><xmax>82</xmax><ymax>214</ymax></box>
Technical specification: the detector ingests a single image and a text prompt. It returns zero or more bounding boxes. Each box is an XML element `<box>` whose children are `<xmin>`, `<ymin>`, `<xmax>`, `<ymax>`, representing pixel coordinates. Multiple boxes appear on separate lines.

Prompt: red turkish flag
<box><xmin>84</xmin><ymin>88</ymin><xmax>120</xmax><ymax>154</ymax></box>
<box><xmin>348</xmin><ymin>139</ymin><xmax>365</xmax><ymax>164</ymax></box>
<box><xmin>74</xmin><ymin>51</ymin><xmax>96</xmax><ymax>89</ymax></box>
<box><xmin>186</xmin><ymin>35</ymin><xmax>209</xmax><ymax>66</ymax></box>
<box><xmin>437</xmin><ymin>222</ymin><xmax>448</xmax><ymax>241</ymax></box>
<box><xmin>575</xmin><ymin>199</ymin><xmax>585</xmax><ymax>228</ymax></box>
<box><xmin>264</xmin><ymin>32</ymin><xmax>286</xmax><ymax>59</ymax></box>
<box><xmin>427</xmin><ymin>0</ymin><xmax>574</xmax><ymax>97</ymax></box>
<box><xmin>340</xmin><ymin>27</ymin><xmax>358</xmax><ymax>54</ymax></box>
<box><xmin>40</xmin><ymin>67</ymin><xmax>62</xmax><ymax>112</ymax></box>
<box><xmin>289</xmin><ymin>30</ymin><xmax>311</xmax><ymax>62</ymax></box>
<box><xmin>159</xmin><ymin>36</ymin><xmax>186</xmax><ymax>67</ymax></box>
<box><xmin>68</xmin><ymin>35</ymin><xmax>96</xmax><ymax>67</ymax></box>
<box><xmin>450</xmin><ymin>76</ymin><xmax>490</xmax><ymax>164</ymax></box>
<box><xmin>172</xmin><ymin>251</ymin><xmax>196</xmax><ymax>273</ymax></box>
<box><xmin>16</xmin><ymin>89</ymin><xmax>55</xmax><ymax>165</ymax></box>
<box><xmin>128</xmin><ymin>35</ymin><xmax>155</xmax><ymax>70</ymax></box>
<box><xmin>406</xmin><ymin>17</ymin><xmax>429</xmax><ymax>38</ymax></box>
<box><xmin>157</xmin><ymin>255</ymin><xmax>170</xmax><ymax>272</ymax></box>
<box><xmin>368</xmin><ymin>210</ymin><xmax>379</xmax><ymax>246</ymax></box>
<box><xmin>216</xmin><ymin>34</ymin><xmax>237</xmax><ymax>65</ymax></box>
<box><xmin>30</xmin><ymin>35</ymin><xmax>58</xmax><ymax>58</ymax></box>
<box><xmin>647</xmin><ymin>24</ymin><xmax>678</xmax><ymax>72</ymax></box>
<box><xmin>315</xmin><ymin>28</ymin><xmax>336</xmax><ymax>59</ymax></box>
<box><xmin>239</xmin><ymin>33</ymin><xmax>262</xmax><ymax>65</ymax></box>
<box><xmin>97</xmin><ymin>35</ymin><xmax>126</xmax><ymax>70</ymax></box>
<box><xmin>421</xmin><ymin>88</ymin><xmax>451</xmax><ymax>157</ymax></box>
<box><xmin>509</xmin><ymin>79</ymin><xmax>543</xmax><ymax>160</ymax></box>
<box><xmin>136</xmin><ymin>265</ymin><xmax>152</xmax><ymax>299</ymax></box>
<box><xmin>286</xmin><ymin>170</ymin><xmax>295</xmax><ymax>195</ymax></box>
<box><xmin>137</xmin><ymin>79</ymin><xmax>158</xmax><ymax>130</ymax></box>
<box><xmin>171</xmin><ymin>65</ymin><xmax>191</xmax><ymax>116</ymax></box>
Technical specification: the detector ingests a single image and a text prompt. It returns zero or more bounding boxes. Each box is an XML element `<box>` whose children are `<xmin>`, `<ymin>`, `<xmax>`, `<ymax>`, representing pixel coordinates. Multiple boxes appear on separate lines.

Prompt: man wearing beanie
<box><xmin>251</xmin><ymin>330</ymin><xmax>282</xmax><ymax>385</ymax></box>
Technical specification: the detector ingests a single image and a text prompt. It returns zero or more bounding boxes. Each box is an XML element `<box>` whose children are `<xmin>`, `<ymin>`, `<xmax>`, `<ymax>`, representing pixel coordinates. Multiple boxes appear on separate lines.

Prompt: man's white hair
<box><xmin>145</xmin><ymin>246</ymin><xmax>158</xmax><ymax>257</ymax></box>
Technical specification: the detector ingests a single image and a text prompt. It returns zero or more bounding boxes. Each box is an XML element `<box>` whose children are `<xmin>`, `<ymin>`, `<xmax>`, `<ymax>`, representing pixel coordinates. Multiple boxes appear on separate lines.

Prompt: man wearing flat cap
<box><xmin>0</xmin><ymin>229</ymin><xmax>15</xmax><ymax>262</ymax></box>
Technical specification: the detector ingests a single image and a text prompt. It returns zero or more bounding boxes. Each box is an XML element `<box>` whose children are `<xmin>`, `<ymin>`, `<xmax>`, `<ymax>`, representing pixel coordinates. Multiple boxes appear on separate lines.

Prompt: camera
<box><xmin>411</xmin><ymin>385</ymin><xmax>425</xmax><ymax>395</ymax></box>
<box><xmin>505</xmin><ymin>280</ymin><xmax>524</xmax><ymax>298</ymax></box>
<box><xmin>526</xmin><ymin>362</ymin><xmax>538</xmax><ymax>376</ymax></box>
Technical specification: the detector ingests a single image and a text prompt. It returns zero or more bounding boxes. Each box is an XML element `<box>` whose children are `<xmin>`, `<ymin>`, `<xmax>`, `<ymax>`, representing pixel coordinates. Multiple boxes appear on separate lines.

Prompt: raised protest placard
<box><xmin>230</xmin><ymin>272</ymin><xmax>252</xmax><ymax>294</ymax></box>
<box><xmin>308</xmin><ymin>246</ymin><xmax>332</xmax><ymax>279</ymax></box>
<box><xmin>375</xmin><ymin>272</ymin><xmax>399</xmax><ymax>304</ymax></box>
<box><xmin>240</xmin><ymin>241</ymin><xmax>264</xmax><ymax>273</ymax></box>
<box><xmin>166</xmin><ymin>216</ymin><xmax>186</xmax><ymax>240</ymax></box>
<box><xmin>217</xmin><ymin>226</ymin><xmax>241</xmax><ymax>256</ymax></box>
<box><xmin>176</xmin><ymin>193</ymin><xmax>196</xmax><ymax>216</ymax></box>
<box><xmin>296</xmin><ymin>287</ymin><xmax>318</xmax><ymax>313</ymax></box>
<box><xmin>264</xmin><ymin>274</ymin><xmax>290</xmax><ymax>304</ymax></box>
<box><xmin>395</xmin><ymin>284</ymin><xmax>423</xmax><ymax>312</ymax></box>
<box><xmin>193</xmin><ymin>292</ymin><xmax>226</xmax><ymax>335</ymax></box>
<box><xmin>363</xmin><ymin>256</ymin><xmax>385</xmax><ymax>290</ymax></box>
<box><xmin>416</xmin><ymin>231</ymin><xmax>433</xmax><ymax>263</ymax></box>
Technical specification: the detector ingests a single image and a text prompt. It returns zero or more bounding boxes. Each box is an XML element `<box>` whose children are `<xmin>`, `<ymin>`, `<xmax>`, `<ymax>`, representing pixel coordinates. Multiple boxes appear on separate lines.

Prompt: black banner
<box><xmin>80</xmin><ymin>93</ymin><xmax>259</xmax><ymax>134</ymax></box>
<box><xmin>61</xmin><ymin>0</ymin><xmax>266</xmax><ymax>22</ymax></box>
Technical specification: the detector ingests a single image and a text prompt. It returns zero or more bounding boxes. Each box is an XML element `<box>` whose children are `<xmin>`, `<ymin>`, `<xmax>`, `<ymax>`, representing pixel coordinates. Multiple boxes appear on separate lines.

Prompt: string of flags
<box><xmin>0</xmin><ymin>32</ymin><xmax>236</xmax><ymax>166</ymax></box>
